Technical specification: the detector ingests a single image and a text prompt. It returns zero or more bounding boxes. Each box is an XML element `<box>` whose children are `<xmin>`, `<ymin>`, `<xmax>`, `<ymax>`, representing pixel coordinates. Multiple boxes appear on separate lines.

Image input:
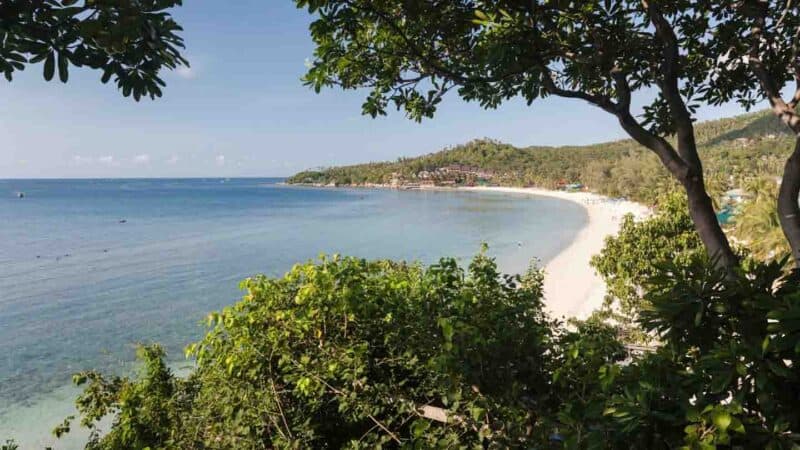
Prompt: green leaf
<box><xmin>693</xmin><ymin>307</ymin><xmax>704</xmax><ymax>326</ymax></box>
<box><xmin>729</xmin><ymin>418</ymin><xmax>745</xmax><ymax>434</ymax></box>
<box><xmin>43</xmin><ymin>52</ymin><xmax>55</xmax><ymax>81</ymax></box>
<box><xmin>57</xmin><ymin>52</ymin><xmax>69</xmax><ymax>83</ymax></box>
<box><xmin>101</xmin><ymin>67</ymin><xmax>113</xmax><ymax>84</ymax></box>
<box><xmin>469</xmin><ymin>406</ymin><xmax>485</xmax><ymax>421</ymax></box>
<box><xmin>709</xmin><ymin>371</ymin><xmax>733</xmax><ymax>394</ymax></box>
<box><xmin>411</xmin><ymin>419</ymin><xmax>430</xmax><ymax>438</ymax></box>
<box><xmin>712</xmin><ymin>410</ymin><xmax>731</xmax><ymax>432</ymax></box>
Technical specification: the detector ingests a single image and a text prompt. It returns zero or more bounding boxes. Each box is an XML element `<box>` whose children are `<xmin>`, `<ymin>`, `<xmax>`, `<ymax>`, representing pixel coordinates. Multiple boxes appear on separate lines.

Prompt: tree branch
<box><xmin>788</xmin><ymin>73</ymin><xmax>800</xmax><ymax>109</ymax></box>
<box><xmin>537</xmin><ymin>65</ymin><xmax>618</xmax><ymax>114</ymax></box>
<box><xmin>747</xmin><ymin>7</ymin><xmax>800</xmax><ymax>133</ymax></box>
<box><xmin>611</xmin><ymin>66</ymin><xmax>632</xmax><ymax>112</ymax></box>
<box><xmin>643</xmin><ymin>0</ymin><xmax>701</xmax><ymax>171</ymax></box>
<box><xmin>616</xmin><ymin>110</ymin><xmax>692</xmax><ymax>182</ymax></box>
<box><xmin>340</xmin><ymin>0</ymin><xmax>524</xmax><ymax>86</ymax></box>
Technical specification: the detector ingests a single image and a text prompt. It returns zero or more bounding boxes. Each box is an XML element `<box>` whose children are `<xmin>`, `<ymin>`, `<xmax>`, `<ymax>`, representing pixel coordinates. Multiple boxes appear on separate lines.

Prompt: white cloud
<box><xmin>176</xmin><ymin>66</ymin><xmax>196</xmax><ymax>79</ymax></box>
<box><xmin>133</xmin><ymin>154</ymin><xmax>151</xmax><ymax>164</ymax></box>
<box><xmin>72</xmin><ymin>155</ymin><xmax>93</xmax><ymax>166</ymax></box>
<box><xmin>98</xmin><ymin>155</ymin><xmax>119</xmax><ymax>167</ymax></box>
<box><xmin>166</xmin><ymin>155</ymin><xmax>180</xmax><ymax>165</ymax></box>
<box><xmin>215</xmin><ymin>155</ymin><xmax>225</xmax><ymax>166</ymax></box>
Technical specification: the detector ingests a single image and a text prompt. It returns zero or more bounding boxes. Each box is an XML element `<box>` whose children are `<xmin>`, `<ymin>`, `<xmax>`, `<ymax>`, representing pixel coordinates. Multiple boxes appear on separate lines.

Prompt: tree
<box><xmin>0</xmin><ymin>0</ymin><xmax>187</xmax><ymax>100</ymax></box>
<box><xmin>697</xmin><ymin>2</ymin><xmax>800</xmax><ymax>268</ymax></box>
<box><xmin>734</xmin><ymin>177</ymin><xmax>789</xmax><ymax>261</ymax></box>
<box><xmin>295</xmin><ymin>0</ymin><xmax>740</xmax><ymax>269</ymax></box>
<box><xmin>591</xmin><ymin>192</ymin><xmax>704</xmax><ymax>330</ymax></box>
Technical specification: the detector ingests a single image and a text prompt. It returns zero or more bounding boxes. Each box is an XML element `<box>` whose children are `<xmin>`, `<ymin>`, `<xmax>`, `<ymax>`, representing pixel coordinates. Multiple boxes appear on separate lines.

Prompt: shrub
<box><xmin>54</xmin><ymin>251</ymin><xmax>800</xmax><ymax>449</ymax></box>
<box><xmin>591</xmin><ymin>191</ymin><xmax>704</xmax><ymax>319</ymax></box>
<box><xmin>553</xmin><ymin>255</ymin><xmax>800</xmax><ymax>450</ymax></box>
<box><xmin>62</xmin><ymin>252</ymin><xmax>562</xmax><ymax>449</ymax></box>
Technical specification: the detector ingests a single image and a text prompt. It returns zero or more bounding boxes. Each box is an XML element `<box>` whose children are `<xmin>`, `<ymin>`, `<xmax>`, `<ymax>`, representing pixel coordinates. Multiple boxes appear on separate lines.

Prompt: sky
<box><xmin>0</xmin><ymin>2</ymin><xmax>765</xmax><ymax>179</ymax></box>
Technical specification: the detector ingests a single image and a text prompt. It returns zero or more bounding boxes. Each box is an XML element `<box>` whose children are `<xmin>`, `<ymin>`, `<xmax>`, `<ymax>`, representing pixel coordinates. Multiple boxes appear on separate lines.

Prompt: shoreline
<box><xmin>459</xmin><ymin>186</ymin><xmax>649</xmax><ymax>319</ymax></box>
<box><xmin>288</xmin><ymin>182</ymin><xmax>651</xmax><ymax>319</ymax></box>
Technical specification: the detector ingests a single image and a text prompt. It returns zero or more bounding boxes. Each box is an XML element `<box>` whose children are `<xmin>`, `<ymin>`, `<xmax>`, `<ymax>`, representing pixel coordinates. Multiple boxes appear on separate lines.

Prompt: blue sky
<box><xmin>0</xmin><ymin>1</ymin><xmax>761</xmax><ymax>178</ymax></box>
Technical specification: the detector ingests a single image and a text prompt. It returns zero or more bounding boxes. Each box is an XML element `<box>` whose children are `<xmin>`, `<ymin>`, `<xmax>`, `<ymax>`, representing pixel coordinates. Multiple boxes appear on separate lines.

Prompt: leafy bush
<box><xmin>590</xmin><ymin>192</ymin><xmax>704</xmax><ymax>340</ymax></box>
<box><xmin>51</xmin><ymin>250</ymin><xmax>800</xmax><ymax>449</ymax></box>
<box><xmin>604</xmin><ymin>257</ymin><xmax>800</xmax><ymax>450</ymax></box>
<box><xmin>60</xmin><ymin>252</ymin><xmax>566</xmax><ymax>448</ymax></box>
<box><xmin>591</xmin><ymin>192</ymin><xmax>702</xmax><ymax>314</ymax></box>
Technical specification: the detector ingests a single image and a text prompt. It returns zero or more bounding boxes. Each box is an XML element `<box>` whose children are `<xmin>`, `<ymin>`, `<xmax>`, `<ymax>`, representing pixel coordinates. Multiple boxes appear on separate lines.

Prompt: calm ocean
<box><xmin>0</xmin><ymin>178</ymin><xmax>586</xmax><ymax>448</ymax></box>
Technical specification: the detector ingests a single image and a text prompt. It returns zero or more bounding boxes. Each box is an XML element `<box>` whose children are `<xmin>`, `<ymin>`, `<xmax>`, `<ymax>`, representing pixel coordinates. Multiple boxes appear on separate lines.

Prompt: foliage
<box><xmin>54</xmin><ymin>345</ymin><xmax>189</xmax><ymax>449</ymax></box>
<box><xmin>543</xmin><ymin>318</ymin><xmax>627</xmax><ymax>445</ymax></box>
<box><xmin>59</xmin><ymin>252</ymin><xmax>568</xmax><ymax>448</ymax></box>
<box><xmin>734</xmin><ymin>178</ymin><xmax>791</xmax><ymax>261</ymax></box>
<box><xmin>629</xmin><ymin>257</ymin><xmax>800</xmax><ymax>450</ymax></box>
<box><xmin>591</xmin><ymin>192</ymin><xmax>704</xmax><ymax>319</ymax></box>
<box><xmin>288</xmin><ymin>110</ymin><xmax>795</xmax><ymax>206</ymax></box>
<box><xmin>0</xmin><ymin>440</ymin><xmax>18</xmax><ymax>450</ymax></box>
<box><xmin>294</xmin><ymin>0</ymin><xmax>710</xmax><ymax>133</ymax></box>
<box><xmin>701</xmin><ymin>2</ymin><xmax>800</xmax><ymax>112</ymax></box>
<box><xmin>0</xmin><ymin>0</ymin><xmax>187</xmax><ymax>99</ymax></box>
<box><xmin>291</xmin><ymin>0</ymin><xmax>800</xmax><ymax>268</ymax></box>
<box><xmin>49</xmin><ymin>250</ymin><xmax>800</xmax><ymax>449</ymax></box>
<box><xmin>541</xmin><ymin>255</ymin><xmax>800</xmax><ymax>449</ymax></box>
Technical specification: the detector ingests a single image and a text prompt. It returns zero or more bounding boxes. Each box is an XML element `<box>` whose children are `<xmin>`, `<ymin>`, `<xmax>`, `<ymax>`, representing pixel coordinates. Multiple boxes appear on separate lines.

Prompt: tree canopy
<box><xmin>695</xmin><ymin>1</ymin><xmax>800</xmax><ymax>268</ymax></box>
<box><xmin>0</xmin><ymin>0</ymin><xmax>187</xmax><ymax>100</ymax></box>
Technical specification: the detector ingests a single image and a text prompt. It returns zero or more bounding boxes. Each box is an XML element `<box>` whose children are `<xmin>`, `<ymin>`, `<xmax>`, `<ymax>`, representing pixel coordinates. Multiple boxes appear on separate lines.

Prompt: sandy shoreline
<box><xmin>460</xmin><ymin>187</ymin><xmax>649</xmax><ymax>319</ymax></box>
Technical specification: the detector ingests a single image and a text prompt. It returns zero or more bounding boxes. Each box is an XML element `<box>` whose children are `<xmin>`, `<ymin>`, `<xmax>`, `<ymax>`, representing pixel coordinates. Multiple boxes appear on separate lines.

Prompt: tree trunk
<box><xmin>615</xmin><ymin>112</ymin><xmax>738</xmax><ymax>271</ymax></box>
<box><xmin>682</xmin><ymin>174</ymin><xmax>739</xmax><ymax>270</ymax></box>
<box><xmin>778</xmin><ymin>138</ymin><xmax>800</xmax><ymax>269</ymax></box>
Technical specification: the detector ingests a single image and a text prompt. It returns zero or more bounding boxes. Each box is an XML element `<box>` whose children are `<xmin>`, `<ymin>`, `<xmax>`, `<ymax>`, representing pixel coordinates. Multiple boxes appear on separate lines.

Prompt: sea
<box><xmin>0</xmin><ymin>178</ymin><xmax>587</xmax><ymax>449</ymax></box>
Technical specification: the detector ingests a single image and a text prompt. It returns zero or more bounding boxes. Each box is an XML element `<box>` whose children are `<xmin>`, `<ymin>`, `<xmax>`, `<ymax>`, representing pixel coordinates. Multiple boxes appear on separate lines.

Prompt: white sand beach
<box><xmin>461</xmin><ymin>187</ymin><xmax>650</xmax><ymax>320</ymax></box>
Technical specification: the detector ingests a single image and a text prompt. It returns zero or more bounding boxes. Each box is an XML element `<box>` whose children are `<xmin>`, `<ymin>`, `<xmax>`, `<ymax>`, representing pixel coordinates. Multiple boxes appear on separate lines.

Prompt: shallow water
<box><xmin>0</xmin><ymin>178</ymin><xmax>587</xmax><ymax>448</ymax></box>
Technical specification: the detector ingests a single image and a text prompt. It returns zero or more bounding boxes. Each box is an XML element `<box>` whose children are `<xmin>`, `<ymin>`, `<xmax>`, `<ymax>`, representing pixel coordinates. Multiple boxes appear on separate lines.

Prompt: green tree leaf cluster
<box><xmin>56</xmin><ymin>253</ymin><xmax>576</xmax><ymax>448</ymax></box>
<box><xmin>35</xmin><ymin>242</ymin><xmax>800</xmax><ymax>448</ymax></box>
<box><xmin>0</xmin><ymin>0</ymin><xmax>187</xmax><ymax>100</ymax></box>
<box><xmin>591</xmin><ymin>192</ymin><xmax>704</xmax><ymax>319</ymax></box>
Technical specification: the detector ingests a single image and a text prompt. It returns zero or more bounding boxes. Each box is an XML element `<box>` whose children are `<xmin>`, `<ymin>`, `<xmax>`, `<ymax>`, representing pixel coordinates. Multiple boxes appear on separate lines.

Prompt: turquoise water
<box><xmin>0</xmin><ymin>178</ymin><xmax>587</xmax><ymax>448</ymax></box>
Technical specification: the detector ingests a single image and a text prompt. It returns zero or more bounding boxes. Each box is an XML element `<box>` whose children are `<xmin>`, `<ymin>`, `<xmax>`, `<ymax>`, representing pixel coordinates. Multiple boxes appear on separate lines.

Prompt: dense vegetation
<box><xmin>288</xmin><ymin>110</ymin><xmax>792</xmax><ymax>205</ymax></box>
<box><xmin>23</xmin><ymin>225</ymin><xmax>797</xmax><ymax>449</ymax></box>
<box><xmin>590</xmin><ymin>192</ymin><xmax>704</xmax><ymax>333</ymax></box>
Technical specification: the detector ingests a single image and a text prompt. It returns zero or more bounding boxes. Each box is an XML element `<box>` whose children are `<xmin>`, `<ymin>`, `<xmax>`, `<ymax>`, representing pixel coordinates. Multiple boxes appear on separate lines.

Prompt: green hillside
<box><xmin>288</xmin><ymin>110</ymin><xmax>795</xmax><ymax>204</ymax></box>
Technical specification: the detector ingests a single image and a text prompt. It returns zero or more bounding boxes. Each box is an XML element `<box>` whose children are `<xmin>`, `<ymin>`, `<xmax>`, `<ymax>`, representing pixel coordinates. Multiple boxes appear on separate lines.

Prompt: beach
<box><xmin>461</xmin><ymin>187</ymin><xmax>649</xmax><ymax>319</ymax></box>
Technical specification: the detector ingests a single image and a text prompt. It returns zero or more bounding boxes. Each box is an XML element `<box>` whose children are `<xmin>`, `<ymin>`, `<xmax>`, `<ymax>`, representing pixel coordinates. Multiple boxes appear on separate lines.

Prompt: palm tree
<box><xmin>734</xmin><ymin>178</ymin><xmax>789</xmax><ymax>260</ymax></box>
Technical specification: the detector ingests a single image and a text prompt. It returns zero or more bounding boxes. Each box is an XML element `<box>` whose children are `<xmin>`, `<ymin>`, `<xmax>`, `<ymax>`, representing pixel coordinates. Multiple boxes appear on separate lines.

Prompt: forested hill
<box><xmin>287</xmin><ymin>110</ymin><xmax>795</xmax><ymax>204</ymax></box>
